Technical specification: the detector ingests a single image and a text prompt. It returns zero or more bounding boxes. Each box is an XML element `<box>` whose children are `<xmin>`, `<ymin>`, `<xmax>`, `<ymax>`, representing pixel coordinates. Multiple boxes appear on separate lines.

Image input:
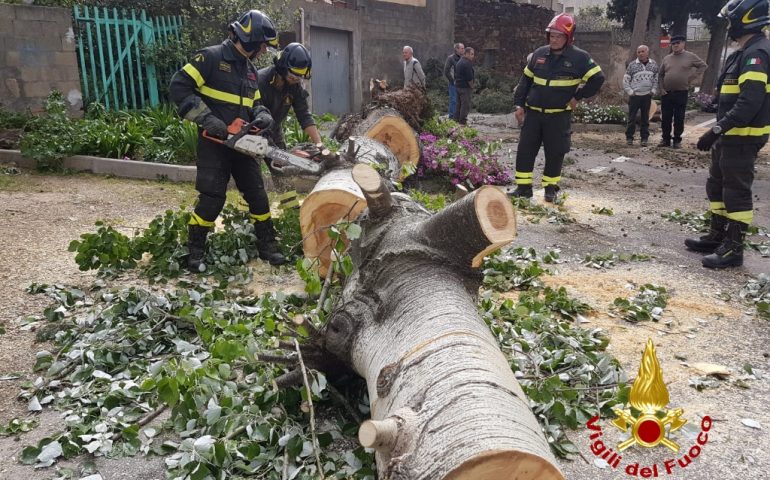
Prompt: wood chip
<box><xmin>690</xmin><ymin>362</ymin><xmax>731</xmax><ymax>379</ymax></box>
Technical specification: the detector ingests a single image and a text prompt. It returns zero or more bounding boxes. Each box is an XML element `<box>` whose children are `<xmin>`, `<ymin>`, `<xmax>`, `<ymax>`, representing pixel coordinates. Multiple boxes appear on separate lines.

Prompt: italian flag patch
<box><xmin>747</xmin><ymin>57</ymin><xmax>762</xmax><ymax>65</ymax></box>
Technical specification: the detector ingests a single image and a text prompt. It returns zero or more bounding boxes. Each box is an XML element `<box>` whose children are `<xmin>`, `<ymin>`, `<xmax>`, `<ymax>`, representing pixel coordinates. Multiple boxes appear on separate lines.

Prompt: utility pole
<box><xmin>629</xmin><ymin>0</ymin><xmax>653</xmax><ymax>61</ymax></box>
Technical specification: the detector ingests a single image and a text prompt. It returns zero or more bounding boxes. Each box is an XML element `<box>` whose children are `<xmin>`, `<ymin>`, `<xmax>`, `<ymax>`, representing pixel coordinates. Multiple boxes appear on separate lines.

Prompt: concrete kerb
<box><xmin>0</xmin><ymin>149</ymin><xmax>197</xmax><ymax>182</ymax></box>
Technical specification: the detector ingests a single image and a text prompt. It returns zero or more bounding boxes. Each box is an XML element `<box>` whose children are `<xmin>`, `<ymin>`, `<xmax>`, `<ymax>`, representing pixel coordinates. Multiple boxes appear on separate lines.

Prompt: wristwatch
<box><xmin>711</xmin><ymin>125</ymin><xmax>723</xmax><ymax>135</ymax></box>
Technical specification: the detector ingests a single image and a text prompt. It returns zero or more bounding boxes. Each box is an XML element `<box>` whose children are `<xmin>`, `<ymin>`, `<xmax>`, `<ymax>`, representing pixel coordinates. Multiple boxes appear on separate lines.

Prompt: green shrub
<box><xmin>19</xmin><ymin>92</ymin><xmax>199</xmax><ymax>166</ymax></box>
<box><xmin>0</xmin><ymin>106</ymin><xmax>31</xmax><ymax>130</ymax></box>
<box><xmin>474</xmin><ymin>89</ymin><xmax>514</xmax><ymax>114</ymax></box>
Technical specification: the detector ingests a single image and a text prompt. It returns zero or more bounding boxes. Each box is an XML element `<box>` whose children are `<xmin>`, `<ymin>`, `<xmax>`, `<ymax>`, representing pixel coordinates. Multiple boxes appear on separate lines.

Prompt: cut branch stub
<box><xmin>358</xmin><ymin>418</ymin><xmax>399</xmax><ymax>451</ymax></box>
<box><xmin>352</xmin><ymin>164</ymin><xmax>393</xmax><ymax>219</ymax></box>
<box><xmin>416</xmin><ymin>185</ymin><xmax>516</xmax><ymax>268</ymax></box>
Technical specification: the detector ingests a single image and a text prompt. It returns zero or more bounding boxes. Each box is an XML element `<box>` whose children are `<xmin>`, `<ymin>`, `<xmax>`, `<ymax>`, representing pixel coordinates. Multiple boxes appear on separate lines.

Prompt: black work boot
<box><xmin>508</xmin><ymin>185</ymin><xmax>533</xmax><ymax>199</ymax></box>
<box><xmin>187</xmin><ymin>225</ymin><xmax>210</xmax><ymax>272</ymax></box>
<box><xmin>253</xmin><ymin>219</ymin><xmax>287</xmax><ymax>266</ymax></box>
<box><xmin>702</xmin><ymin>220</ymin><xmax>747</xmax><ymax>269</ymax></box>
<box><xmin>544</xmin><ymin>185</ymin><xmax>561</xmax><ymax>203</ymax></box>
<box><xmin>685</xmin><ymin>214</ymin><xmax>727</xmax><ymax>253</ymax></box>
<box><xmin>657</xmin><ymin>139</ymin><xmax>671</xmax><ymax>148</ymax></box>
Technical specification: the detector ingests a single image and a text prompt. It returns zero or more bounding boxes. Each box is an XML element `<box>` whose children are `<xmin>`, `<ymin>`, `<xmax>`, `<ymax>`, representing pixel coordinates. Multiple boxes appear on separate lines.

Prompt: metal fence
<box><xmin>73</xmin><ymin>6</ymin><xmax>183</xmax><ymax>110</ymax></box>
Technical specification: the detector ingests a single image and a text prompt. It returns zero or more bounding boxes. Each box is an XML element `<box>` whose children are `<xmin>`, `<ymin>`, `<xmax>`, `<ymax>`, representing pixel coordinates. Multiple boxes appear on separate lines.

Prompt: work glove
<box><xmin>252</xmin><ymin>105</ymin><xmax>274</xmax><ymax>131</ymax></box>
<box><xmin>696</xmin><ymin>129</ymin><xmax>719</xmax><ymax>152</ymax></box>
<box><xmin>202</xmin><ymin>114</ymin><xmax>228</xmax><ymax>140</ymax></box>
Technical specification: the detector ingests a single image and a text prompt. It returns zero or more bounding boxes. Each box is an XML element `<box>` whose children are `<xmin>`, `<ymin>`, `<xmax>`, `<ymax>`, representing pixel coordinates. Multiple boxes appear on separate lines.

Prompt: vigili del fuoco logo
<box><xmin>586</xmin><ymin>339</ymin><xmax>712</xmax><ymax>477</ymax></box>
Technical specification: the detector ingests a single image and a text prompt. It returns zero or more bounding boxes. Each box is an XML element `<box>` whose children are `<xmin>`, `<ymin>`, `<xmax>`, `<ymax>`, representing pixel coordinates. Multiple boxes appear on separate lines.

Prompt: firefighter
<box><xmin>689</xmin><ymin>0</ymin><xmax>770</xmax><ymax>268</ymax></box>
<box><xmin>258</xmin><ymin>42</ymin><xmax>322</xmax><ymax>149</ymax></box>
<box><xmin>509</xmin><ymin>13</ymin><xmax>605</xmax><ymax>202</ymax></box>
<box><xmin>169</xmin><ymin>10</ymin><xmax>286</xmax><ymax>271</ymax></box>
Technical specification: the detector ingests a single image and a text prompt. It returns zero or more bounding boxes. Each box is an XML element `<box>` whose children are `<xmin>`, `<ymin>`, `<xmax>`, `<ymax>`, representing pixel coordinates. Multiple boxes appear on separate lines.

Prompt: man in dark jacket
<box><xmin>453</xmin><ymin>47</ymin><xmax>475</xmax><ymax>125</ymax></box>
<box><xmin>258</xmin><ymin>43</ymin><xmax>321</xmax><ymax>149</ymax></box>
<box><xmin>169</xmin><ymin>10</ymin><xmax>286</xmax><ymax>270</ymax></box>
<box><xmin>443</xmin><ymin>43</ymin><xmax>464</xmax><ymax>118</ymax></box>
<box><xmin>509</xmin><ymin>13</ymin><xmax>604</xmax><ymax>203</ymax></box>
<box><xmin>688</xmin><ymin>0</ymin><xmax>770</xmax><ymax>268</ymax></box>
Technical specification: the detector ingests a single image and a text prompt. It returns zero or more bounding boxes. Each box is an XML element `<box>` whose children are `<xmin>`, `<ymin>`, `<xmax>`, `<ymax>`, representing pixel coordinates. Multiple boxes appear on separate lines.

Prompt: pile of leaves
<box><xmin>581</xmin><ymin>251</ymin><xmax>652</xmax><ymax>269</ymax></box>
<box><xmin>418</xmin><ymin>117</ymin><xmax>512</xmax><ymax>188</ymax></box>
<box><xmin>511</xmin><ymin>197</ymin><xmax>575</xmax><ymax>224</ymax></box>
<box><xmin>740</xmin><ymin>274</ymin><xmax>770</xmax><ymax>321</ymax></box>
<box><xmin>612</xmin><ymin>284</ymin><xmax>668</xmax><ymax>323</ymax></box>
<box><xmin>662</xmin><ymin>209</ymin><xmax>710</xmax><ymax>233</ymax></box>
<box><xmin>69</xmin><ymin>203</ymin><xmax>302</xmax><ymax>282</ymax></box>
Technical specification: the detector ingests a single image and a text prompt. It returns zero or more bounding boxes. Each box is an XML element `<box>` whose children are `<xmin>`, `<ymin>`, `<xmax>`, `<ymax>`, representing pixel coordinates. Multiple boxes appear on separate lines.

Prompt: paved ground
<box><xmin>1</xmin><ymin>112</ymin><xmax>770</xmax><ymax>479</ymax></box>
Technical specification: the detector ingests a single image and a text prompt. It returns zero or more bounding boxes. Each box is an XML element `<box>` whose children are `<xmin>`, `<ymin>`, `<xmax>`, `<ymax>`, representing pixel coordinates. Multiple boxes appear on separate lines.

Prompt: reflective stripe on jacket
<box><xmin>514</xmin><ymin>44</ymin><xmax>604</xmax><ymax>113</ymax></box>
<box><xmin>716</xmin><ymin>34</ymin><xmax>770</xmax><ymax>144</ymax></box>
<box><xmin>169</xmin><ymin>40</ymin><xmax>261</xmax><ymax>125</ymax></box>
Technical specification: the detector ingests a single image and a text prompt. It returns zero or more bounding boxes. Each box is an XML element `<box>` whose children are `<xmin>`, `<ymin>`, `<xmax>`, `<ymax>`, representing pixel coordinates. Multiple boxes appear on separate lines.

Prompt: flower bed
<box><xmin>418</xmin><ymin>117</ymin><xmax>512</xmax><ymax>188</ymax></box>
<box><xmin>571</xmin><ymin>104</ymin><xmax>627</xmax><ymax>125</ymax></box>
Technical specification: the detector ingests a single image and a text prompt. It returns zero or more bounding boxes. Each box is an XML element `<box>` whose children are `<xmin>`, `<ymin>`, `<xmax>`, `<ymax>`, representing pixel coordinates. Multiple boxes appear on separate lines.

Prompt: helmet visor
<box><xmin>289</xmin><ymin>65</ymin><xmax>311</xmax><ymax>79</ymax></box>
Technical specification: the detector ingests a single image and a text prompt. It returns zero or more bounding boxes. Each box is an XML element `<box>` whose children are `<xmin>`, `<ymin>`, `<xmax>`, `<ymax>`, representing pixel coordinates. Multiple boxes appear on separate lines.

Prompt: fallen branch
<box><xmin>294</xmin><ymin>338</ymin><xmax>324</xmax><ymax>478</ymax></box>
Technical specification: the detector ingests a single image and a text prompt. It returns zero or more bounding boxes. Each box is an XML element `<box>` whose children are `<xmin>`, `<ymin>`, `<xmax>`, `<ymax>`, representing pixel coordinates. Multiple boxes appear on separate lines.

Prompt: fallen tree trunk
<box><xmin>317</xmin><ymin>165</ymin><xmax>563</xmax><ymax>480</ymax></box>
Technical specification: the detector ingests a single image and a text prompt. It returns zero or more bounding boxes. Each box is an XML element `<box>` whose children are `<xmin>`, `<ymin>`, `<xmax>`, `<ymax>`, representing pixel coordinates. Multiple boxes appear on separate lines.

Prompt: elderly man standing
<box><xmin>658</xmin><ymin>35</ymin><xmax>707</xmax><ymax>148</ymax></box>
<box><xmin>443</xmin><ymin>43</ymin><xmax>464</xmax><ymax>118</ymax></box>
<box><xmin>624</xmin><ymin>45</ymin><xmax>659</xmax><ymax>146</ymax></box>
<box><xmin>403</xmin><ymin>46</ymin><xmax>426</xmax><ymax>89</ymax></box>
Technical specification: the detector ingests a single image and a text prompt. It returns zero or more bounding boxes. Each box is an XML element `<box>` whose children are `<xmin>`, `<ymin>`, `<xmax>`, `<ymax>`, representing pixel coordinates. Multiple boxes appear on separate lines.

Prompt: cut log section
<box><xmin>354</xmin><ymin>108</ymin><xmax>420</xmax><ymax>179</ymax></box>
<box><xmin>317</xmin><ymin>165</ymin><xmax>562</xmax><ymax>480</ymax></box>
<box><xmin>299</xmin><ymin>137</ymin><xmax>399</xmax><ymax>275</ymax></box>
<box><xmin>299</xmin><ymin>169</ymin><xmax>367</xmax><ymax>276</ymax></box>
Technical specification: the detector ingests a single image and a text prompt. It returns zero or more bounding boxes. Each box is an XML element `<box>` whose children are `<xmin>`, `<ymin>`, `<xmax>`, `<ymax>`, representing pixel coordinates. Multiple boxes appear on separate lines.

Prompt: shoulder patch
<box><xmin>747</xmin><ymin>57</ymin><xmax>762</xmax><ymax>65</ymax></box>
<box><xmin>193</xmin><ymin>53</ymin><xmax>205</xmax><ymax>63</ymax></box>
<box><xmin>247</xmin><ymin>72</ymin><xmax>257</xmax><ymax>81</ymax></box>
<box><xmin>536</xmin><ymin>57</ymin><xmax>546</xmax><ymax>65</ymax></box>
<box><xmin>219</xmin><ymin>62</ymin><xmax>231</xmax><ymax>72</ymax></box>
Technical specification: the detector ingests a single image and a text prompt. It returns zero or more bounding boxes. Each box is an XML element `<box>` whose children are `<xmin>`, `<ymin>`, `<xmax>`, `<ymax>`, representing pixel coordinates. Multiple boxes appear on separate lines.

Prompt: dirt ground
<box><xmin>2</xmin><ymin>113</ymin><xmax>770</xmax><ymax>479</ymax></box>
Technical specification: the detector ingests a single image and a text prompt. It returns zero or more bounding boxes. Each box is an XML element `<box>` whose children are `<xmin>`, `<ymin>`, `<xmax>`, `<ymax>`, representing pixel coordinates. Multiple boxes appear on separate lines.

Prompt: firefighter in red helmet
<box><xmin>509</xmin><ymin>13</ymin><xmax>605</xmax><ymax>203</ymax></box>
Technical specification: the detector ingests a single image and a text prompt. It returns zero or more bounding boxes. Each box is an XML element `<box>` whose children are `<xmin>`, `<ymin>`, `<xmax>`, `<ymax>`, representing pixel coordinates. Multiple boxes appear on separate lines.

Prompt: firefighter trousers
<box><xmin>514</xmin><ymin>109</ymin><xmax>572</xmax><ymax>187</ymax></box>
<box><xmin>192</xmin><ymin>134</ymin><xmax>270</xmax><ymax>223</ymax></box>
<box><xmin>706</xmin><ymin>141</ymin><xmax>758</xmax><ymax>225</ymax></box>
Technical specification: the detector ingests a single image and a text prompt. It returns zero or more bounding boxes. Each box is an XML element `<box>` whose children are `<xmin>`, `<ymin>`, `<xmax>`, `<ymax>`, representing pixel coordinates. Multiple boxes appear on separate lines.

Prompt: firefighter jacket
<box><xmin>169</xmin><ymin>40</ymin><xmax>262</xmax><ymax>127</ymax></box>
<box><xmin>716</xmin><ymin>33</ymin><xmax>770</xmax><ymax>145</ymax></box>
<box><xmin>514</xmin><ymin>45</ymin><xmax>604</xmax><ymax>113</ymax></box>
<box><xmin>257</xmin><ymin>66</ymin><xmax>315</xmax><ymax>148</ymax></box>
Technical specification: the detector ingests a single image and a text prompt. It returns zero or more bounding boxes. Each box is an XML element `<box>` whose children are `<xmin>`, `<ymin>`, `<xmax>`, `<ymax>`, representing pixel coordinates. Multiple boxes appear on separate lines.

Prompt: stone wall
<box><xmin>0</xmin><ymin>4</ymin><xmax>83</xmax><ymax>114</ymax></box>
<box><xmin>455</xmin><ymin>0</ymin><xmax>554</xmax><ymax>83</ymax></box>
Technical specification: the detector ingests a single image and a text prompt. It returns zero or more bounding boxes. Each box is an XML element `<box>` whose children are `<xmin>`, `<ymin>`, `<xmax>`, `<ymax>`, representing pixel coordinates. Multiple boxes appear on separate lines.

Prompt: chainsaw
<box><xmin>203</xmin><ymin>118</ymin><xmax>339</xmax><ymax>176</ymax></box>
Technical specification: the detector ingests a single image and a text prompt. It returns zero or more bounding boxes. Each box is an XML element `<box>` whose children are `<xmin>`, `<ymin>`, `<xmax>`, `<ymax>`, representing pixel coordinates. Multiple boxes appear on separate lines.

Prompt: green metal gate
<box><xmin>73</xmin><ymin>6</ymin><xmax>183</xmax><ymax>110</ymax></box>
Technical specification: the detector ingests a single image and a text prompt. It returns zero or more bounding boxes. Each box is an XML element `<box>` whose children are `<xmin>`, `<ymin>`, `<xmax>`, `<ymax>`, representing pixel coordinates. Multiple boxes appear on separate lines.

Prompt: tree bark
<box><xmin>320</xmin><ymin>167</ymin><xmax>563</xmax><ymax>480</ymax></box>
<box><xmin>629</xmin><ymin>0</ymin><xmax>653</xmax><ymax>62</ymax></box>
<box><xmin>701</xmin><ymin>21</ymin><xmax>727</xmax><ymax>96</ymax></box>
